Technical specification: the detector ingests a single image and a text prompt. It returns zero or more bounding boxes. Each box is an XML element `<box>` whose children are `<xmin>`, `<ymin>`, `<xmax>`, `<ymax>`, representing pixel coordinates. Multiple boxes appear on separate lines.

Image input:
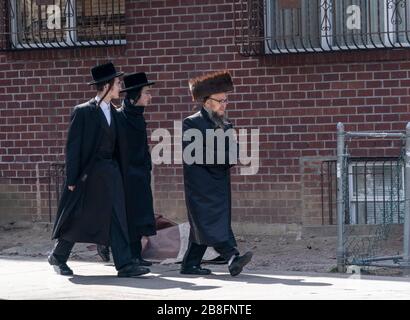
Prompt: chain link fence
<box><xmin>336</xmin><ymin>123</ymin><xmax>410</xmax><ymax>272</ymax></box>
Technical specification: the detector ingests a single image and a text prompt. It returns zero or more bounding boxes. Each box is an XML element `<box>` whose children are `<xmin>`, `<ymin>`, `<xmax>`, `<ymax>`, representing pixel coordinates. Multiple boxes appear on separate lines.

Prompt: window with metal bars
<box><xmin>235</xmin><ymin>0</ymin><xmax>410</xmax><ymax>55</ymax></box>
<box><xmin>266</xmin><ymin>0</ymin><xmax>410</xmax><ymax>53</ymax></box>
<box><xmin>1</xmin><ymin>0</ymin><xmax>126</xmax><ymax>50</ymax></box>
<box><xmin>320</xmin><ymin>158</ymin><xmax>405</xmax><ymax>225</ymax></box>
<box><xmin>348</xmin><ymin>160</ymin><xmax>405</xmax><ymax>225</ymax></box>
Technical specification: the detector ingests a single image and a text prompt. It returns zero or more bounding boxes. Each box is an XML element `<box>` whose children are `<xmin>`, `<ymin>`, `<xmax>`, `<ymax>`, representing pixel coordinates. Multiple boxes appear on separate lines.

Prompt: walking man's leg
<box><xmin>48</xmin><ymin>239</ymin><xmax>75</xmax><ymax>275</ymax></box>
<box><xmin>213</xmin><ymin>243</ymin><xmax>253</xmax><ymax>277</ymax></box>
<box><xmin>180</xmin><ymin>241</ymin><xmax>211</xmax><ymax>275</ymax></box>
<box><xmin>130</xmin><ymin>235</ymin><xmax>152</xmax><ymax>266</ymax></box>
<box><xmin>110</xmin><ymin>210</ymin><xmax>150</xmax><ymax>277</ymax></box>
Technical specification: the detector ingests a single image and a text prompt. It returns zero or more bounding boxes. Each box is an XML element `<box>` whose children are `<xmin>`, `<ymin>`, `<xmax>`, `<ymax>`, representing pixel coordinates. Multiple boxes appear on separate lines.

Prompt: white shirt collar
<box><xmin>95</xmin><ymin>96</ymin><xmax>110</xmax><ymax>110</ymax></box>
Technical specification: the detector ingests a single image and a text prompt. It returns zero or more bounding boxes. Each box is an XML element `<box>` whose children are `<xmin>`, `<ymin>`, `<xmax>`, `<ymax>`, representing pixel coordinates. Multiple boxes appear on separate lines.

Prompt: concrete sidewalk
<box><xmin>0</xmin><ymin>255</ymin><xmax>409</xmax><ymax>300</ymax></box>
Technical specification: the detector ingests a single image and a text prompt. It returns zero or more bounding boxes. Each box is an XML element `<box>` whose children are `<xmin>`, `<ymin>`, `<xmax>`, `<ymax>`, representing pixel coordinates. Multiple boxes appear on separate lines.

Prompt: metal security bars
<box><xmin>0</xmin><ymin>0</ymin><xmax>126</xmax><ymax>51</ymax></box>
<box><xmin>234</xmin><ymin>0</ymin><xmax>410</xmax><ymax>55</ymax></box>
<box><xmin>336</xmin><ymin>123</ymin><xmax>410</xmax><ymax>272</ymax></box>
<box><xmin>348</xmin><ymin>159</ymin><xmax>404</xmax><ymax>225</ymax></box>
<box><xmin>321</xmin><ymin>158</ymin><xmax>405</xmax><ymax>226</ymax></box>
<box><xmin>48</xmin><ymin>162</ymin><xmax>65</xmax><ymax>223</ymax></box>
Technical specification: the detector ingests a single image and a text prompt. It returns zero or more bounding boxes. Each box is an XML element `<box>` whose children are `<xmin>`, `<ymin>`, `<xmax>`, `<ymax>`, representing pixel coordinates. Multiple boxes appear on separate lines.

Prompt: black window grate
<box><xmin>234</xmin><ymin>0</ymin><xmax>410</xmax><ymax>56</ymax></box>
<box><xmin>0</xmin><ymin>0</ymin><xmax>126</xmax><ymax>51</ymax></box>
<box><xmin>321</xmin><ymin>158</ymin><xmax>405</xmax><ymax>226</ymax></box>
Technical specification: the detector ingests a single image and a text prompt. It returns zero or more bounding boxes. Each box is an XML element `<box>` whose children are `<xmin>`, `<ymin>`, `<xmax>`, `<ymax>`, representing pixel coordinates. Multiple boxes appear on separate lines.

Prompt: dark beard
<box><xmin>210</xmin><ymin>110</ymin><xmax>228</xmax><ymax>129</ymax></box>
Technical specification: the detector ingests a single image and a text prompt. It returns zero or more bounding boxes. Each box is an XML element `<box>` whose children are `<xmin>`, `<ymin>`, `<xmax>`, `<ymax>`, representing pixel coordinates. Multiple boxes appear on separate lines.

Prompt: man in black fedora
<box><xmin>49</xmin><ymin>62</ymin><xmax>150</xmax><ymax>278</ymax></box>
<box><xmin>120</xmin><ymin>72</ymin><xmax>157</xmax><ymax>267</ymax></box>
<box><xmin>181</xmin><ymin>70</ymin><xmax>253</xmax><ymax>277</ymax></box>
<box><xmin>97</xmin><ymin>72</ymin><xmax>157</xmax><ymax>267</ymax></box>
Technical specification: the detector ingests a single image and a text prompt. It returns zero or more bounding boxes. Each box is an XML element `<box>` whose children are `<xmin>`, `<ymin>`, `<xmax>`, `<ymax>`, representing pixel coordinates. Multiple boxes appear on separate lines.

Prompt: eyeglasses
<box><xmin>207</xmin><ymin>97</ymin><xmax>228</xmax><ymax>104</ymax></box>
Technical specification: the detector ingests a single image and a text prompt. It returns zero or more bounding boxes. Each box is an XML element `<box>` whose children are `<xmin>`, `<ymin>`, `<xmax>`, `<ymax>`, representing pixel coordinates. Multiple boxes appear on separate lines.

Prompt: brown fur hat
<box><xmin>189</xmin><ymin>70</ymin><xmax>234</xmax><ymax>102</ymax></box>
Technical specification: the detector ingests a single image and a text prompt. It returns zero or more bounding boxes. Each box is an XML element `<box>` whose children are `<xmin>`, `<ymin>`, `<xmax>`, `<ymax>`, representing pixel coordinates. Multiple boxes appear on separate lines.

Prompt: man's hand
<box><xmin>68</xmin><ymin>185</ymin><xmax>76</xmax><ymax>191</ymax></box>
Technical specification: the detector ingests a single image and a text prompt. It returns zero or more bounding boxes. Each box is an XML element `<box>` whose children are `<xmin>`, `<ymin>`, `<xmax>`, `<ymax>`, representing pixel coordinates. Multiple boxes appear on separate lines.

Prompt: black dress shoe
<box><xmin>117</xmin><ymin>263</ymin><xmax>150</xmax><ymax>278</ymax></box>
<box><xmin>135</xmin><ymin>258</ymin><xmax>153</xmax><ymax>266</ymax></box>
<box><xmin>228</xmin><ymin>251</ymin><xmax>253</xmax><ymax>277</ymax></box>
<box><xmin>97</xmin><ymin>245</ymin><xmax>110</xmax><ymax>262</ymax></box>
<box><xmin>180</xmin><ymin>265</ymin><xmax>212</xmax><ymax>275</ymax></box>
<box><xmin>48</xmin><ymin>254</ymin><xmax>73</xmax><ymax>276</ymax></box>
<box><xmin>202</xmin><ymin>255</ymin><xmax>228</xmax><ymax>265</ymax></box>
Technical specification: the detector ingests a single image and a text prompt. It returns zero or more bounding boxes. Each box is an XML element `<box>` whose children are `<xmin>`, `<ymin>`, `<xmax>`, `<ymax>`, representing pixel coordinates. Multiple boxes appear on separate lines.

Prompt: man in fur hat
<box><xmin>181</xmin><ymin>70</ymin><xmax>253</xmax><ymax>277</ymax></box>
<box><xmin>49</xmin><ymin>62</ymin><xmax>149</xmax><ymax>278</ymax></box>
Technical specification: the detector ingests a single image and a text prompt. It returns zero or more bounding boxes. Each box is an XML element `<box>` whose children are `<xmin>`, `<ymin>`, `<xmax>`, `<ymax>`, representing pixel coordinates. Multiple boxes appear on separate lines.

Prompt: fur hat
<box><xmin>189</xmin><ymin>70</ymin><xmax>234</xmax><ymax>102</ymax></box>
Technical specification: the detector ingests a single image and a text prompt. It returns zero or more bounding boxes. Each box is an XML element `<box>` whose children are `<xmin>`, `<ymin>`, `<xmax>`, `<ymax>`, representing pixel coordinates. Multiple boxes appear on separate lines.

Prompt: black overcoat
<box><xmin>52</xmin><ymin>99</ymin><xmax>129</xmax><ymax>245</ymax></box>
<box><xmin>182</xmin><ymin>107</ymin><xmax>237</xmax><ymax>247</ymax></box>
<box><xmin>118</xmin><ymin>100</ymin><xmax>156</xmax><ymax>242</ymax></box>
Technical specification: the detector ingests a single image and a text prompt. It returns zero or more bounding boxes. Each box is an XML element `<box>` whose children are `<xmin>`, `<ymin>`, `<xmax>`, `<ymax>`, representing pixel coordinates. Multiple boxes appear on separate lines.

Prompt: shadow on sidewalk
<box><xmin>205</xmin><ymin>273</ymin><xmax>332</xmax><ymax>287</ymax></box>
<box><xmin>69</xmin><ymin>274</ymin><xmax>219</xmax><ymax>291</ymax></box>
<box><xmin>69</xmin><ymin>270</ymin><xmax>332</xmax><ymax>290</ymax></box>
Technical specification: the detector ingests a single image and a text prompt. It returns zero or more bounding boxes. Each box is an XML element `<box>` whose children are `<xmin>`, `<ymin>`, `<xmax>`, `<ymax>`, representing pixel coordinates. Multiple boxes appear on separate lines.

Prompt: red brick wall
<box><xmin>1</xmin><ymin>0</ymin><xmax>410</xmax><ymax>226</ymax></box>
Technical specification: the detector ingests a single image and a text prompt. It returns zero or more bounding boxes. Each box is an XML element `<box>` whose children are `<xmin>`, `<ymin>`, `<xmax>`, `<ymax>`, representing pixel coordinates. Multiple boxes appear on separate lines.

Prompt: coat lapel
<box><xmin>98</xmin><ymin>108</ymin><xmax>111</xmax><ymax>131</ymax></box>
<box><xmin>88</xmin><ymin>98</ymin><xmax>104</xmax><ymax>154</ymax></box>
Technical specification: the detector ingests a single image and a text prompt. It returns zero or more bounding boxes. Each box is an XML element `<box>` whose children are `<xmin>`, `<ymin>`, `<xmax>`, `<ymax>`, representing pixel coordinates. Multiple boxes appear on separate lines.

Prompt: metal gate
<box><xmin>336</xmin><ymin>123</ymin><xmax>410</xmax><ymax>272</ymax></box>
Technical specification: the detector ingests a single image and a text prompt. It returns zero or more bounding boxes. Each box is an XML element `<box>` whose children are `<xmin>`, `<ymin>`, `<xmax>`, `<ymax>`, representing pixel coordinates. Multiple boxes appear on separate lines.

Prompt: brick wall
<box><xmin>1</xmin><ymin>0</ymin><xmax>410</xmax><ymax>227</ymax></box>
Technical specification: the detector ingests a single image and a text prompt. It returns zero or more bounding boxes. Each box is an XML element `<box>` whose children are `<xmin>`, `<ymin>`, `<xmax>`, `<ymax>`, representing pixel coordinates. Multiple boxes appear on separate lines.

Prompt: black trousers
<box><xmin>129</xmin><ymin>235</ymin><xmax>142</xmax><ymax>260</ymax></box>
<box><xmin>181</xmin><ymin>241</ymin><xmax>239</xmax><ymax>269</ymax></box>
<box><xmin>52</xmin><ymin>209</ymin><xmax>132</xmax><ymax>271</ymax></box>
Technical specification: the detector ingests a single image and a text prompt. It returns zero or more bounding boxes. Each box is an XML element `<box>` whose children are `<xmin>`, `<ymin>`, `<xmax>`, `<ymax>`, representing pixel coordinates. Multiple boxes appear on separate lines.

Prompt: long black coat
<box><xmin>118</xmin><ymin>100</ymin><xmax>156</xmax><ymax>242</ymax></box>
<box><xmin>182</xmin><ymin>107</ymin><xmax>237</xmax><ymax>247</ymax></box>
<box><xmin>52</xmin><ymin>99</ymin><xmax>129</xmax><ymax>245</ymax></box>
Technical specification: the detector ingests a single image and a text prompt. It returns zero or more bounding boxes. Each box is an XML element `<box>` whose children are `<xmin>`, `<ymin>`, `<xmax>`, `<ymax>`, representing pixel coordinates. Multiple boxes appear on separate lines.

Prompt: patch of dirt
<box><xmin>0</xmin><ymin>223</ymin><xmax>405</xmax><ymax>276</ymax></box>
<box><xmin>0</xmin><ymin>223</ymin><xmax>102</xmax><ymax>261</ymax></box>
<box><xmin>0</xmin><ymin>222</ymin><xmax>337</xmax><ymax>272</ymax></box>
<box><xmin>235</xmin><ymin>234</ymin><xmax>338</xmax><ymax>273</ymax></box>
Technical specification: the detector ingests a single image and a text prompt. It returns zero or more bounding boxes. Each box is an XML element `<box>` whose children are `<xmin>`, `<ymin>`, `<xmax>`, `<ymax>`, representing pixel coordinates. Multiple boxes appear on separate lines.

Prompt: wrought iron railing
<box><xmin>0</xmin><ymin>0</ymin><xmax>126</xmax><ymax>51</ymax></box>
<box><xmin>48</xmin><ymin>162</ymin><xmax>65</xmax><ymax>222</ymax></box>
<box><xmin>235</xmin><ymin>0</ymin><xmax>410</xmax><ymax>55</ymax></box>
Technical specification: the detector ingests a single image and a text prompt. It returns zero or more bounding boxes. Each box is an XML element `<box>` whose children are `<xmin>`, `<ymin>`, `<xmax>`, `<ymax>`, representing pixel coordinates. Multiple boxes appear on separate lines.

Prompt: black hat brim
<box><xmin>88</xmin><ymin>71</ymin><xmax>124</xmax><ymax>85</ymax></box>
<box><xmin>120</xmin><ymin>81</ymin><xmax>155</xmax><ymax>93</ymax></box>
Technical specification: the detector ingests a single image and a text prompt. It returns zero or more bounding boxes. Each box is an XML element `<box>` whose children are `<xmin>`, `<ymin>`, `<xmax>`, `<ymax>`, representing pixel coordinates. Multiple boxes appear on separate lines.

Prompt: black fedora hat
<box><xmin>120</xmin><ymin>72</ymin><xmax>155</xmax><ymax>93</ymax></box>
<box><xmin>88</xmin><ymin>62</ymin><xmax>124</xmax><ymax>85</ymax></box>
